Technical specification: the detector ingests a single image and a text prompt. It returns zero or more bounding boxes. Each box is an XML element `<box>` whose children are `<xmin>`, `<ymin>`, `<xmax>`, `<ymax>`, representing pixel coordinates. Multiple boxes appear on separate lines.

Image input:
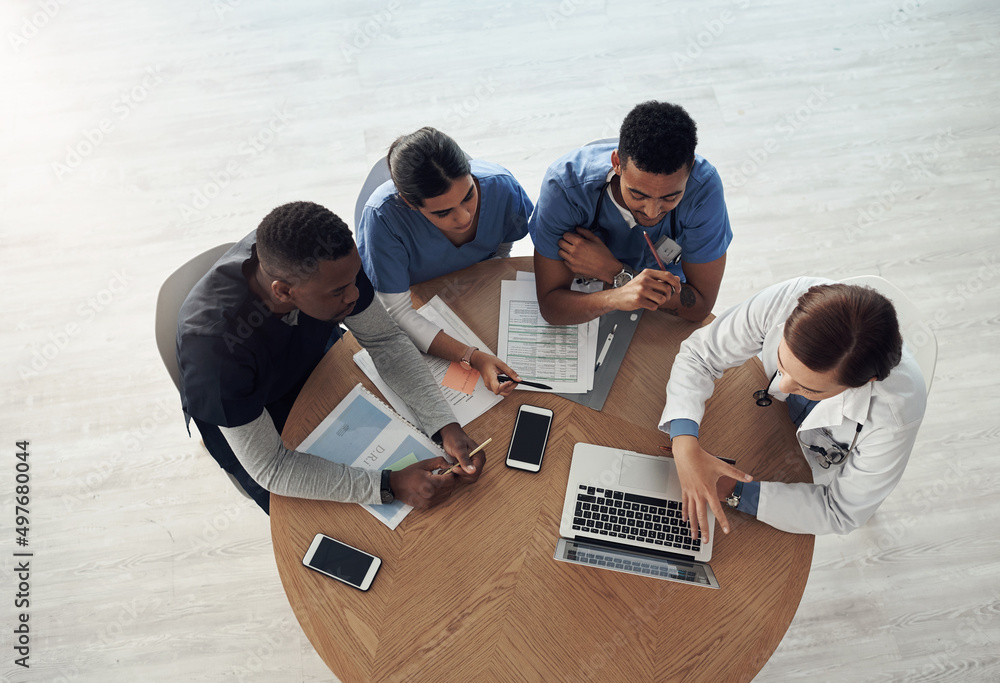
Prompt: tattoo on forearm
<box><xmin>680</xmin><ymin>284</ymin><xmax>697</xmax><ymax>309</ymax></box>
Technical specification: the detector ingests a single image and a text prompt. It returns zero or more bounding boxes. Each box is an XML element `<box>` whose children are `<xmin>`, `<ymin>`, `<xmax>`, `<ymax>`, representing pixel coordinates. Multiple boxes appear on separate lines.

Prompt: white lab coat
<box><xmin>659</xmin><ymin>277</ymin><xmax>927</xmax><ymax>535</ymax></box>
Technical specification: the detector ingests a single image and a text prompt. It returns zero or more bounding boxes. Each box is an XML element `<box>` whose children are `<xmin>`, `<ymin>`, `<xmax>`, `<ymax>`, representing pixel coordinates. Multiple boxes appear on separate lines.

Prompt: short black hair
<box><xmin>256</xmin><ymin>201</ymin><xmax>354</xmax><ymax>282</ymax></box>
<box><xmin>618</xmin><ymin>101</ymin><xmax>698</xmax><ymax>176</ymax></box>
<box><xmin>387</xmin><ymin>127</ymin><xmax>470</xmax><ymax>207</ymax></box>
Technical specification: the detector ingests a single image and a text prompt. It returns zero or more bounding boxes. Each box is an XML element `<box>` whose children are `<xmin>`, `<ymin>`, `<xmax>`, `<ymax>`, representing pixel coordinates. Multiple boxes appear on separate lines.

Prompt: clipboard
<box><xmin>554</xmin><ymin>308</ymin><xmax>643</xmax><ymax>411</ymax></box>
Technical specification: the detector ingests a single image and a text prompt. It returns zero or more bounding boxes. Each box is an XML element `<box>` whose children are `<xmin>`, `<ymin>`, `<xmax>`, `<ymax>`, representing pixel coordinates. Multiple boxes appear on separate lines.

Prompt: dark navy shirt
<box><xmin>176</xmin><ymin>232</ymin><xmax>375</xmax><ymax>431</ymax></box>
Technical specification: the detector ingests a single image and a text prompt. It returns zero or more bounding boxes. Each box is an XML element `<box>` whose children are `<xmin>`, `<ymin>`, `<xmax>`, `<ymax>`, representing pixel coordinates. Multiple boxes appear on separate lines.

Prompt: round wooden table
<box><xmin>273</xmin><ymin>257</ymin><xmax>813</xmax><ymax>683</ymax></box>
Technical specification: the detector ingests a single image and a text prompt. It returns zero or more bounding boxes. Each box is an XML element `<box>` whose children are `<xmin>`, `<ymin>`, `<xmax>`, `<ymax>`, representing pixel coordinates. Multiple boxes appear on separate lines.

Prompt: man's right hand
<box><xmin>610</xmin><ymin>269</ymin><xmax>682</xmax><ymax>312</ymax></box>
<box><xmin>388</xmin><ymin>457</ymin><xmax>457</xmax><ymax>509</ymax></box>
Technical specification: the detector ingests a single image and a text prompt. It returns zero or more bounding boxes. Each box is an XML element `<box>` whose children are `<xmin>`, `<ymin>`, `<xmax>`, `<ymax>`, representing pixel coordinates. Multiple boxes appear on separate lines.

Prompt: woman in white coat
<box><xmin>659</xmin><ymin>277</ymin><xmax>926</xmax><ymax>541</ymax></box>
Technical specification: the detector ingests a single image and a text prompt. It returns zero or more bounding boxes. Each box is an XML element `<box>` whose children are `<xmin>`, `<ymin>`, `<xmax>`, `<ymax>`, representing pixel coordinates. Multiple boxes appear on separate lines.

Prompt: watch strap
<box><xmin>726</xmin><ymin>480</ymin><xmax>744</xmax><ymax>508</ymax></box>
<box><xmin>461</xmin><ymin>345</ymin><xmax>478</xmax><ymax>368</ymax></box>
<box><xmin>380</xmin><ymin>469</ymin><xmax>394</xmax><ymax>504</ymax></box>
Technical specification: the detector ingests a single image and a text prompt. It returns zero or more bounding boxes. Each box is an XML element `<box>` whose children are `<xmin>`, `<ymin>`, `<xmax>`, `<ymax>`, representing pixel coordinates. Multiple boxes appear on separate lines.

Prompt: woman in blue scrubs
<box><xmin>357</xmin><ymin>127</ymin><xmax>534</xmax><ymax>395</ymax></box>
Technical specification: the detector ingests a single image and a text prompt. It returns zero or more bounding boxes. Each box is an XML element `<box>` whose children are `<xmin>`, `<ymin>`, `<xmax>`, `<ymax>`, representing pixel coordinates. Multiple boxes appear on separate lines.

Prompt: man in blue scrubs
<box><xmin>530</xmin><ymin>101</ymin><xmax>733</xmax><ymax>324</ymax></box>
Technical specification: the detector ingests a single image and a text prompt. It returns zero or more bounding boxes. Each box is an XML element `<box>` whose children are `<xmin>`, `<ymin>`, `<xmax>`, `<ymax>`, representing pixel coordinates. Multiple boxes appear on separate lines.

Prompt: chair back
<box><xmin>353</xmin><ymin>157</ymin><xmax>392</xmax><ymax>232</ymax></box>
<box><xmin>841</xmin><ymin>275</ymin><xmax>937</xmax><ymax>395</ymax></box>
<box><xmin>155</xmin><ymin>243</ymin><xmax>236</xmax><ymax>390</ymax></box>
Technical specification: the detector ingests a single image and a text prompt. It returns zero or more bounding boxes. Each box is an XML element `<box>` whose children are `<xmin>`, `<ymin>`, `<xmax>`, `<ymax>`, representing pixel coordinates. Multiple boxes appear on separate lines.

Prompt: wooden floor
<box><xmin>2</xmin><ymin>0</ymin><xmax>997</xmax><ymax>681</ymax></box>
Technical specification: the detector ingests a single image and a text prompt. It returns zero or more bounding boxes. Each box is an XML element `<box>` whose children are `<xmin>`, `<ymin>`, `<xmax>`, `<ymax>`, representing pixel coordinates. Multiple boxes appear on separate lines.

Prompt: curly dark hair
<box><xmin>256</xmin><ymin>201</ymin><xmax>354</xmax><ymax>282</ymax></box>
<box><xmin>387</xmin><ymin>127</ymin><xmax>470</xmax><ymax>207</ymax></box>
<box><xmin>618</xmin><ymin>101</ymin><xmax>698</xmax><ymax>176</ymax></box>
<box><xmin>784</xmin><ymin>284</ymin><xmax>903</xmax><ymax>387</ymax></box>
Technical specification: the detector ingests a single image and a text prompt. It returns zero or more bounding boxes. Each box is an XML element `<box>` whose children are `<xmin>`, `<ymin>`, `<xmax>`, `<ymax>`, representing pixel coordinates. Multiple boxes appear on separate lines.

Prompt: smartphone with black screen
<box><xmin>505</xmin><ymin>404</ymin><xmax>554</xmax><ymax>473</ymax></box>
<box><xmin>302</xmin><ymin>534</ymin><xmax>381</xmax><ymax>591</ymax></box>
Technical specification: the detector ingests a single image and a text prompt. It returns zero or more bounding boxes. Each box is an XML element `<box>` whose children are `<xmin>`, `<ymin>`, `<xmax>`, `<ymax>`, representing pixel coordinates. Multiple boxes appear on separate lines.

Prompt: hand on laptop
<box><xmin>670</xmin><ymin>435</ymin><xmax>753</xmax><ymax>543</ymax></box>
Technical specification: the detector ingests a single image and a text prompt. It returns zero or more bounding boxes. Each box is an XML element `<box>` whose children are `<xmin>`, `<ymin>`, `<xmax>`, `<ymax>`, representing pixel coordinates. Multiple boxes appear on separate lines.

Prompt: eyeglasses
<box><xmin>754</xmin><ymin>370</ymin><xmax>778</xmax><ymax>407</ymax></box>
<box><xmin>805</xmin><ymin>424</ymin><xmax>863</xmax><ymax>469</ymax></box>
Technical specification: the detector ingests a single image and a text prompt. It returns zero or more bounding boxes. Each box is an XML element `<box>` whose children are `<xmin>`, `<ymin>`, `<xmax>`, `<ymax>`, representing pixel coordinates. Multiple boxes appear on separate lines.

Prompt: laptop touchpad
<box><xmin>618</xmin><ymin>455</ymin><xmax>671</xmax><ymax>492</ymax></box>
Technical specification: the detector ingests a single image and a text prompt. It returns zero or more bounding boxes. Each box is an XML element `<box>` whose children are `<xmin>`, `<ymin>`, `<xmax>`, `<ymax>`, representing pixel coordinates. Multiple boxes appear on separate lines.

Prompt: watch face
<box><xmin>613</xmin><ymin>271</ymin><xmax>633</xmax><ymax>288</ymax></box>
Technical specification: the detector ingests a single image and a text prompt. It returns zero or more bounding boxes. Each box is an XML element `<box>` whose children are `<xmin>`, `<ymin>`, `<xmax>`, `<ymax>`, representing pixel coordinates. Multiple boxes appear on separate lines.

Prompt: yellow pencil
<box><xmin>438</xmin><ymin>438</ymin><xmax>492</xmax><ymax>475</ymax></box>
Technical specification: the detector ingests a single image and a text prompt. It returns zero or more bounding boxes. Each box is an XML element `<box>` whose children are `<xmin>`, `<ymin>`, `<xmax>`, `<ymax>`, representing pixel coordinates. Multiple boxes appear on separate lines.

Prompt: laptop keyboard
<box><xmin>564</xmin><ymin>546</ymin><xmax>700</xmax><ymax>582</ymax></box>
<box><xmin>571</xmin><ymin>485</ymin><xmax>702</xmax><ymax>553</ymax></box>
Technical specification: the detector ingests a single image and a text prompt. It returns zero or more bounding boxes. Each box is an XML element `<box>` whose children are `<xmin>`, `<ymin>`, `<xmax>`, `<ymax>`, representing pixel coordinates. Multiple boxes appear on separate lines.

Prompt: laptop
<box><xmin>554</xmin><ymin>443</ymin><xmax>721</xmax><ymax>589</ymax></box>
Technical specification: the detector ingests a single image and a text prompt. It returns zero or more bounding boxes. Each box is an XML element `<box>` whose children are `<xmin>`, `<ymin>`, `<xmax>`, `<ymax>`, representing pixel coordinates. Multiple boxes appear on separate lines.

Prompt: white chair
<box><xmin>155</xmin><ymin>243</ymin><xmax>252</xmax><ymax>500</ymax></box>
<box><xmin>353</xmin><ymin>157</ymin><xmax>391</xmax><ymax>232</ymax></box>
<box><xmin>841</xmin><ymin>275</ymin><xmax>937</xmax><ymax>395</ymax></box>
<box><xmin>585</xmin><ymin>137</ymin><xmax>618</xmax><ymax>147</ymax></box>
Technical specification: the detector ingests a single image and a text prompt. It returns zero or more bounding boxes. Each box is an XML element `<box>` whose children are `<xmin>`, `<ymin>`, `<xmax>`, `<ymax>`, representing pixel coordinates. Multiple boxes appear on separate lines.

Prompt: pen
<box><xmin>595</xmin><ymin>323</ymin><xmax>618</xmax><ymax>370</ymax></box>
<box><xmin>496</xmin><ymin>374</ymin><xmax>553</xmax><ymax>390</ymax></box>
<box><xmin>643</xmin><ymin>230</ymin><xmax>676</xmax><ymax>297</ymax></box>
<box><xmin>438</xmin><ymin>438</ymin><xmax>493</xmax><ymax>476</ymax></box>
<box><xmin>643</xmin><ymin>231</ymin><xmax>667</xmax><ymax>270</ymax></box>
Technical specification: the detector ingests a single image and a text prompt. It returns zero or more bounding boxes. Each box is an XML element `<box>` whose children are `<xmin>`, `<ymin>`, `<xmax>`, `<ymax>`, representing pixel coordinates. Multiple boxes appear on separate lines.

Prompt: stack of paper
<box><xmin>353</xmin><ymin>296</ymin><xmax>505</xmax><ymax>426</ymax></box>
<box><xmin>496</xmin><ymin>275</ymin><xmax>600</xmax><ymax>394</ymax></box>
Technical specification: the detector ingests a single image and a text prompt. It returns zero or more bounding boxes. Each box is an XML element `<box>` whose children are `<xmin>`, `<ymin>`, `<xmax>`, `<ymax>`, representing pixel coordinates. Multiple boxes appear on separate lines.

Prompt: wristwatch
<box><xmin>380</xmin><ymin>469</ymin><xmax>394</xmax><ymax>505</ymax></box>
<box><xmin>612</xmin><ymin>264</ymin><xmax>634</xmax><ymax>288</ymax></box>
<box><xmin>460</xmin><ymin>345</ymin><xmax>478</xmax><ymax>369</ymax></box>
<box><xmin>726</xmin><ymin>480</ymin><xmax>743</xmax><ymax>509</ymax></box>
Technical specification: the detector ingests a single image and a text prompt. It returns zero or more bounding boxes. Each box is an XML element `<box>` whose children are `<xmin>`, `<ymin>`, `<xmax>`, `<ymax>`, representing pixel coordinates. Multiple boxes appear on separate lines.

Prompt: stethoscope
<box><xmin>590</xmin><ymin>180</ymin><xmax>682</xmax><ymax>265</ymax></box>
<box><xmin>753</xmin><ymin>370</ymin><xmax>863</xmax><ymax>469</ymax></box>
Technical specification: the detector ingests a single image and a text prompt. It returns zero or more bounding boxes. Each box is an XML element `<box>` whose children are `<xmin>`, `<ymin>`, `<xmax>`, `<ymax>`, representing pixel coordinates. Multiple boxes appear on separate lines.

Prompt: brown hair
<box><xmin>784</xmin><ymin>283</ymin><xmax>902</xmax><ymax>387</ymax></box>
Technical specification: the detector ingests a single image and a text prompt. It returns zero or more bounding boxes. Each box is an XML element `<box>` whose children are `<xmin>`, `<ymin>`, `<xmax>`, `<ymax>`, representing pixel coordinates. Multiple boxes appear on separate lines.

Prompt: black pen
<box><xmin>497</xmin><ymin>374</ymin><xmax>553</xmax><ymax>390</ymax></box>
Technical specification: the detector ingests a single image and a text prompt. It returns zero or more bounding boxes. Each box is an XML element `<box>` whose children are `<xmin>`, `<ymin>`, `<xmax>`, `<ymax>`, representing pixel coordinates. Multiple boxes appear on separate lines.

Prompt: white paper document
<box><xmin>497</xmin><ymin>279</ymin><xmax>596</xmax><ymax>394</ymax></box>
<box><xmin>353</xmin><ymin>296</ymin><xmax>504</xmax><ymax>426</ymax></box>
<box><xmin>298</xmin><ymin>384</ymin><xmax>445</xmax><ymax>530</ymax></box>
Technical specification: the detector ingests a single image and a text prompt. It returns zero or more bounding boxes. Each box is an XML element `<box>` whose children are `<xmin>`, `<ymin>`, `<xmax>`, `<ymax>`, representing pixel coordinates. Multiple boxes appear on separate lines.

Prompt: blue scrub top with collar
<box><xmin>528</xmin><ymin>143</ymin><xmax>733</xmax><ymax>280</ymax></box>
<box><xmin>357</xmin><ymin>159</ymin><xmax>533</xmax><ymax>294</ymax></box>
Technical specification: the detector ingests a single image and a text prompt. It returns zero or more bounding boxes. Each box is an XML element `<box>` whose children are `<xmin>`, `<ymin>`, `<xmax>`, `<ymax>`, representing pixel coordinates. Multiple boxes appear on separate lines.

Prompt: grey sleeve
<box><xmin>345</xmin><ymin>297</ymin><xmax>457</xmax><ymax>437</ymax></box>
<box><xmin>219</xmin><ymin>411</ymin><xmax>382</xmax><ymax>504</ymax></box>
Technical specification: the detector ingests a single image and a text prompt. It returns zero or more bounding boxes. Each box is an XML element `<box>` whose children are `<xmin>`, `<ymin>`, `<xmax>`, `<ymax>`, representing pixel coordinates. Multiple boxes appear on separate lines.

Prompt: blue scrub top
<box><xmin>357</xmin><ymin>159</ymin><xmax>533</xmax><ymax>293</ymax></box>
<box><xmin>528</xmin><ymin>143</ymin><xmax>732</xmax><ymax>280</ymax></box>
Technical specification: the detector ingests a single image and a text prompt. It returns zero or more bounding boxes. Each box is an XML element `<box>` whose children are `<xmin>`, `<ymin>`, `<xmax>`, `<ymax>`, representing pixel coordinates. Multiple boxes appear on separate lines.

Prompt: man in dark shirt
<box><xmin>176</xmin><ymin>201</ymin><xmax>483</xmax><ymax>514</ymax></box>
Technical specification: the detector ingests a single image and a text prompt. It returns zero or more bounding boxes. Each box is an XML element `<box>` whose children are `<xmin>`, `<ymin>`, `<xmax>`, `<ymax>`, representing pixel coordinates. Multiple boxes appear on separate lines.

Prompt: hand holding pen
<box><xmin>438</xmin><ymin>438</ymin><xmax>493</xmax><ymax>476</ymax></box>
<box><xmin>643</xmin><ymin>231</ymin><xmax>677</xmax><ymax>298</ymax></box>
<box><xmin>496</xmin><ymin>375</ymin><xmax>553</xmax><ymax>390</ymax></box>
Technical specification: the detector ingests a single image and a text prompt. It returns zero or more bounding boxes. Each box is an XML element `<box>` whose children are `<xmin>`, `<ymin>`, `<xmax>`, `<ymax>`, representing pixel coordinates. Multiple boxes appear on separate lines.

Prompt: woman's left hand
<box><xmin>470</xmin><ymin>351</ymin><xmax>519</xmax><ymax>397</ymax></box>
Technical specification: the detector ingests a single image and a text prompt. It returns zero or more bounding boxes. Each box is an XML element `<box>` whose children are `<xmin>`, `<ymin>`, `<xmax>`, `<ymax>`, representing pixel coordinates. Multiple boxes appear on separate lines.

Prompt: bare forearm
<box><xmin>661</xmin><ymin>283</ymin><xmax>713</xmax><ymax>322</ymax></box>
<box><xmin>537</xmin><ymin>287</ymin><xmax>621</xmax><ymax>326</ymax></box>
